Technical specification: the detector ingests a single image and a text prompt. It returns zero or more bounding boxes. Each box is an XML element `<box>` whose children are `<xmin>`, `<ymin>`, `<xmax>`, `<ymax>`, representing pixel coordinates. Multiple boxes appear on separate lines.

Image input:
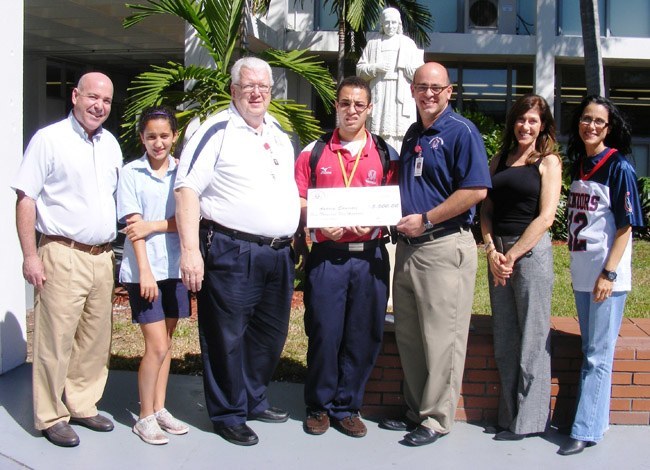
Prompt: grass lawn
<box><xmin>100</xmin><ymin>240</ymin><xmax>650</xmax><ymax>381</ymax></box>
<box><xmin>473</xmin><ymin>240</ymin><xmax>650</xmax><ymax>318</ymax></box>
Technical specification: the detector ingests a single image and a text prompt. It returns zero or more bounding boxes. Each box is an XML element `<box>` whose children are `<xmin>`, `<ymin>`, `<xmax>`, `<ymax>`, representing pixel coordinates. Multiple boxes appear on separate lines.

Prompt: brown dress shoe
<box><xmin>334</xmin><ymin>414</ymin><xmax>367</xmax><ymax>438</ymax></box>
<box><xmin>304</xmin><ymin>410</ymin><xmax>330</xmax><ymax>435</ymax></box>
<box><xmin>70</xmin><ymin>414</ymin><xmax>114</xmax><ymax>432</ymax></box>
<box><xmin>42</xmin><ymin>421</ymin><xmax>80</xmax><ymax>447</ymax></box>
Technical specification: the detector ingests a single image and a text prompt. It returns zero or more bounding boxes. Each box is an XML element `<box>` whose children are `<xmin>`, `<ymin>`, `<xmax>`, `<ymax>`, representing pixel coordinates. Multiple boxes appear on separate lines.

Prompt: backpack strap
<box><xmin>309</xmin><ymin>131</ymin><xmax>391</xmax><ymax>187</ymax></box>
<box><xmin>369</xmin><ymin>133</ymin><xmax>391</xmax><ymax>186</ymax></box>
<box><xmin>309</xmin><ymin>131</ymin><xmax>334</xmax><ymax>188</ymax></box>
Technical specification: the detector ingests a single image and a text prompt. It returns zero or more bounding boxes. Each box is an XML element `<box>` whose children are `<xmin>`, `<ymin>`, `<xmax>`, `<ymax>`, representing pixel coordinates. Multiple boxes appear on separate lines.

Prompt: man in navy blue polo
<box><xmin>380</xmin><ymin>62</ymin><xmax>491</xmax><ymax>446</ymax></box>
<box><xmin>295</xmin><ymin>76</ymin><xmax>398</xmax><ymax>438</ymax></box>
<box><xmin>174</xmin><ymin>57</ymin><xmax>300</xmax><ymax>446</ymax></box>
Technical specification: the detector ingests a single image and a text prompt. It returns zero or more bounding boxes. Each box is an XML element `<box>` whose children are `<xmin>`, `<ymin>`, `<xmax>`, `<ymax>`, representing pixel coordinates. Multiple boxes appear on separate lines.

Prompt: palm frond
<box><xmin>125</xmin><ymin>0</ymin><xmax>237</xmax><ymax>67</ymax></box>
<box><xmin>262</xmin><ymin>49</ymin><xmax>337</xmax><ymax>113</ymax></box>
<box><xmin>389</xmin><ymin>0</ymin><xmax>433</xmax><ymax>47</ymax></box>
<box><xmin>202</xmin><ymin>0</ymin><xmax>245</xmax><ymax>70</ymax></box>
<box><xmin>124</xmin><ymin>0</ymin><xmax>207</xmax><ymax>37</ymax></box>
<box><xmin>346</xmin><ymin>0</ymin><xmax>383</xmax><ymax>31</ymax></box>
<box><xmin>268</xmin><ymin>100</ymin><xmax>323</xmax><ymax>147</ymax></box>
<box><xmin>120</xmin><ymin>62</ymin><xmax>231</xmax><ymax>152</ymax></box>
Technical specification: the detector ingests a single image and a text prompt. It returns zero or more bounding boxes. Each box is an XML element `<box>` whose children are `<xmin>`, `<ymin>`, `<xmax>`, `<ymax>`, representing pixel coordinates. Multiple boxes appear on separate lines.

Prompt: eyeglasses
<box><xmin>579</xmin><ymin>116</ymin><xmax>608</xmax><ymax>130</ymax></box>
<box><xmin>413</xmin><ymin>84</ymin><xmax>451</xmax><ymax>95</ymax></box>
<box><xmin>337</xmin><ymin>100</ymin><xmax>370</xmax><ymax>113</ymax></box>
<box><xmin>235</xmin><ymin>83</ymin><xmax>271</xmax><ymax>94</ymax></box>
<box><xmin>77</xmin><ymin>93</ymin><xmax>112</xmax><ymax>106</ymax></box>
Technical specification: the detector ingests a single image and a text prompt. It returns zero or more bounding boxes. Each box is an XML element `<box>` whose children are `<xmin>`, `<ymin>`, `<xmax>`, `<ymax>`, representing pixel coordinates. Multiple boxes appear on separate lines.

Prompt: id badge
<box><xmin>414</xmin><ymin>156</ymin><xmax>424</xmax><ymax>177</ymax></box>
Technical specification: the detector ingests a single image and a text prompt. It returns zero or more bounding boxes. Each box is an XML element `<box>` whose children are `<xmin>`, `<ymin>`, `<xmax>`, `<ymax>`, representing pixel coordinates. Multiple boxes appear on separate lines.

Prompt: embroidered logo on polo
<box><xmin>429</xmin><ymin>136</ymin><xmax>444</xmax><ymax>150</ymax></box>
<box><xmin>319</xmin><ymin>166</ymin><xmax>333</xmax><ymax>175</ymax></box>
<box><xmin>365</xmin><ymin>169</ymin><xmax>378</xmax><ymax>185</ymax></box>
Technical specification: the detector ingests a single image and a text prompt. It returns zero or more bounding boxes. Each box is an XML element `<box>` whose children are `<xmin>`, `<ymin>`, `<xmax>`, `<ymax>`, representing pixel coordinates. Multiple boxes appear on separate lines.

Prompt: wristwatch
<box><xmin>601</xmin><ymin>268</ymin><xmax>617</xmax><ymax>282</ymax></box>
<box><xmin>422</xmin><ymin>213</ymin><xmax>434</xmax><ymax>231</ymax></box>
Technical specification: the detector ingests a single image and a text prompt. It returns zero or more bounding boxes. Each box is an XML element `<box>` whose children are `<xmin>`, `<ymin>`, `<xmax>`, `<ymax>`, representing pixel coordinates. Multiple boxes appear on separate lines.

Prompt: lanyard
<box><xmin>336</xmin><ymin>134</ymin><xmax>367</xmax><ymax>188</ymax></box>
<box><xmin>580</xmin><ymin>148</ymin><xmax>616</xmax><ymax>181</ymax></box>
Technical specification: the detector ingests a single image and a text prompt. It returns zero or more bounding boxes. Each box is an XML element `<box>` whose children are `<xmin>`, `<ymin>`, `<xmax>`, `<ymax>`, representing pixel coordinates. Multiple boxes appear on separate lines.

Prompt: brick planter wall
<box><xmin>362</xmin><ymin>315</ymin><xmax>650</xmax><ymax>426</ymax></box>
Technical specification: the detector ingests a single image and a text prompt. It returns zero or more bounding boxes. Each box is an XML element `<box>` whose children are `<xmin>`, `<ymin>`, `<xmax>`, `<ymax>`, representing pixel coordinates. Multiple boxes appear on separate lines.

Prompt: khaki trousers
<box><xmin>32</xmin><ymin>241</ymin><xmax>114</xmax><ymax>430</ymax></box>
<box><xmin>393</xmin><ymin>229</ymin><xmax>477</xmax><ymax>434</ymax></box>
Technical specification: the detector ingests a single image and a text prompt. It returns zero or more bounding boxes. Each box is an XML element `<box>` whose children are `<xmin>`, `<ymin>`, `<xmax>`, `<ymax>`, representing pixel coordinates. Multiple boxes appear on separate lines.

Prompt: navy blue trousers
<box><xmin>304</xmin><ymin>242</ymin><xmax>389</xmax><ymax>420</ymax></box>
<box><xmin>198</xmin><ymin>229</ymin><xmax>294</xmax><ymax>429</ymax></box>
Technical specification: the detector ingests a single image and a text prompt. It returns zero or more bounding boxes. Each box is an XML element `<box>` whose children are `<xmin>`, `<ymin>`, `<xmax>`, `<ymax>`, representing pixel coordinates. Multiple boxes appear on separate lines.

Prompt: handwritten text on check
<box><xmin>307</xmin><ymin>186</ymin><xmax>402</xmax><ymax>228</ymax></box>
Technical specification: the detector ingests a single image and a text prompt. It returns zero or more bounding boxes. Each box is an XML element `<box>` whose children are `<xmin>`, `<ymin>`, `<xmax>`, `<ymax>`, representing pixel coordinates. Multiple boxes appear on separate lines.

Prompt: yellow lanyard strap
<box><xmin>336</xmin><ymin>135</ymin><xmax>367</xmax><ymax>188</ymax></box>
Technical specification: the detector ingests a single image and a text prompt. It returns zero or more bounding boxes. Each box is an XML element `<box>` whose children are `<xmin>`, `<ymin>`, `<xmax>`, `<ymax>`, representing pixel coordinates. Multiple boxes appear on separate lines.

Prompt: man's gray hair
<box><xmin>231</xmin><ymin>57</ymin><xmax>274</xmax><ymax>86</ymax></box>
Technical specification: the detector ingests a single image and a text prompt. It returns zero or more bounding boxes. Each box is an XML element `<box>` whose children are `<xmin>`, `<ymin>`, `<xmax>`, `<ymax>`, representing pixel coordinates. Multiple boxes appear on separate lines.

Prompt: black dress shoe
<box><xmin>70</xmin><ymin>414</ymin><xmax>114</xmax><ymax>432</ymax></box>
<box><xmin>379</xmin><ymin>417</ymin><xmax>417</xmax><ymax>432</ymax></box>
<box><xmin>403</xmin><ymin>425</ymin><xmax>443</xmax><ymax>446</ymax></box>
<box><xmin>216</xmin><ymin>424</ymin><xmax>259</xmax><ymax>446</ymax></box>
<box><xmin>558</xmin><ymin>438</ymin><xmax>593</xmax><ymax>456</ymax></box>
<box><xmin>483</xmin><ymin>424</ymin><xmax>507</xmax><ymax>434</ymax></box>
<box><xmin>42</xmin><ymin>421</ymin><xmax>80</xmax><ymax>447</ymax></box>
<box><xmin>494</xmin><ymin>430</ymin><xmax>526</xmax><ymax>441</ymax></box>
<box><xmin>250</xmin><ymin>406</ymin><xmax>289</xmax><ymax>423</ymax></box>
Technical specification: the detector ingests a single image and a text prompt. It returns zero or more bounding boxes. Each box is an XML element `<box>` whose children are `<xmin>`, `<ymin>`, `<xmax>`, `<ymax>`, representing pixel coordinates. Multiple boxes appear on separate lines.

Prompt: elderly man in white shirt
<box><xmin>174</xmin><ymin>57</ymin><xmax>300</xmax><ymax>446</ymax></box>
<box><xmin>13</xmin><ymin>72</ymin><xmax>122</xmax><ymax>448</ymax></box>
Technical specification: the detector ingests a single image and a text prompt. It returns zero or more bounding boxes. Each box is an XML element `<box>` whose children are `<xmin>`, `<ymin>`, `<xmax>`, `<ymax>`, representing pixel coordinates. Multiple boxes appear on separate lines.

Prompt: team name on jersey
<box><xmin>567</xmin><ymin>192</ymin><xmax>600</xmax><ymax>211</ymax></box>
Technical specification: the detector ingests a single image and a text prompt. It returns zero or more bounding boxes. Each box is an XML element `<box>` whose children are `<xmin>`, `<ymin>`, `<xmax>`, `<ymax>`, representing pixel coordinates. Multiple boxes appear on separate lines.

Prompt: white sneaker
<box><xmin>155</xmin><ymin>408</ymin><xmax>189</xmax><ymax>435</ymax></box>
<box><xmin>133</xmin><ymin>414</ymin><xmax>169</xmax><ymax>445</ymax></box>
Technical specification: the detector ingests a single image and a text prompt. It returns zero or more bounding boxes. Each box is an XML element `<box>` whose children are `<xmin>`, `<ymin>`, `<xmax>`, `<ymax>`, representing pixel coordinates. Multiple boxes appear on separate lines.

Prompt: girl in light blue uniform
<box><xmin>118</xmin><ymin>106</ymin><xmax>190</xmax><ymax>445</ymax></box>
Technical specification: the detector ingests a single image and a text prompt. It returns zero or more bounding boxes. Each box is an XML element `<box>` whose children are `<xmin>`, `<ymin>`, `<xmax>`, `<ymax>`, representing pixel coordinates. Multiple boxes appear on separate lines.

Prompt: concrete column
<box><xmin>535</xmin><ymin>0</ymin><xmax>557</xmax><ymax>109</ymax></box>
<box><xmin>1</xmin><ymin>0</ymin><xmax>26</xmax><ymax>374</ymax></box>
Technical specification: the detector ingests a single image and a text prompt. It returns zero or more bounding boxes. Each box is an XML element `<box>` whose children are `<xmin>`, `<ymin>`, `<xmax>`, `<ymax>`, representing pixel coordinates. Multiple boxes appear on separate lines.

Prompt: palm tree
<box><xmin>322</xmin><ymin>0</ymin><xmax>433</xmax><ymax>83</ymax></box>
<box><xmin>579</xmin><ymin>0</ymin><xmax>605</xmax><ymax>95</ymax></box>
<box><xmin>121</xmin><ymin>0</ymin><xmax>337</xmax><ymax>151</ymax></box>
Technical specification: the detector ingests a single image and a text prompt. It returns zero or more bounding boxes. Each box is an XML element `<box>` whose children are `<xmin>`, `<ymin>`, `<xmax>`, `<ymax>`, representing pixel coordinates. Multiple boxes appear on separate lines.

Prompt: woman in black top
<box><xmin>480</xmin><ymin>94</ymin><xmax>562</xmax><ymax>441</ymax></box>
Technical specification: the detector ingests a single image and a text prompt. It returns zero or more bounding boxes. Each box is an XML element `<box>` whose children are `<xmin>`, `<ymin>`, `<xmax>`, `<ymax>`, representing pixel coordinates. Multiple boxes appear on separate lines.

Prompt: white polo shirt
<box><xmin>175</xmin><ymin>104</ymin><xmax>300</xmax><ymax>237</ymax></box>
<box><xmin>12</xmin><ymin>113</ymin><xmax>122</xmax><ymax>245</ymax></box>
<box><xmin>118</xmin><ymin>155</ymin><xmax>181</xmax><ymax>283</ymax></box>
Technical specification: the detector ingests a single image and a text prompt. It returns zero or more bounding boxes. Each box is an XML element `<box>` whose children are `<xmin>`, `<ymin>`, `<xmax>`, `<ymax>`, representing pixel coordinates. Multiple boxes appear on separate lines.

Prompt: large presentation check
<box><xmin>307</xmin><ymin>186</ymin><xmax>402</xmax><ymax>228</ymax></box>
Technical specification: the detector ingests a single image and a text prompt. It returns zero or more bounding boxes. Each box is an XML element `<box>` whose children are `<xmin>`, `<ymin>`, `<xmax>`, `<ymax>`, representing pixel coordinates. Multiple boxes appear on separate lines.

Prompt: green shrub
<box><xmin>460</xmin><ymin>110</ymin><xmax>503</xmax><ymax>161</ymax></box>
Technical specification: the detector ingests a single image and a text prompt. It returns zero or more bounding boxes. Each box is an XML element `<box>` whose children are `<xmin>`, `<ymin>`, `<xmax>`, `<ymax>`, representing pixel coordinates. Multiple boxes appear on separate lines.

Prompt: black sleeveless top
<box><xmin>488</xmin><ymin>154</ymin><xmax>542</xmax><ymax>236</ymax></box>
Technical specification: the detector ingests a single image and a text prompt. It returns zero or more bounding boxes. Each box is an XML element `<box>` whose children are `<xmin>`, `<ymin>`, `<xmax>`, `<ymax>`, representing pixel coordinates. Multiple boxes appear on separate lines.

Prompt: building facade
<box><xmin>286</xmin><ymin>0</ymin><xmax>650</xmax><ymax>174</ymax></box>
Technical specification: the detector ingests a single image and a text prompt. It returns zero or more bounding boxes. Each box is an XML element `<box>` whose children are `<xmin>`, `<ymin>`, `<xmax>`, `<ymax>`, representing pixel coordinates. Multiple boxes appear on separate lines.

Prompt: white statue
<box><xmin>357</xmin><ymin>7</ymin><xmax>424</xmax><ymax>152</ymax></box>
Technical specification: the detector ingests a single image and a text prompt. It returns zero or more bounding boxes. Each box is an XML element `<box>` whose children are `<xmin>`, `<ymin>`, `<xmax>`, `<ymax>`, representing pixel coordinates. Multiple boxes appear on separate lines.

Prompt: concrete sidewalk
<box><xmin>0</xmin><ymin>364</ymin><xmax>648</xmax><ymax>470</ymax></box>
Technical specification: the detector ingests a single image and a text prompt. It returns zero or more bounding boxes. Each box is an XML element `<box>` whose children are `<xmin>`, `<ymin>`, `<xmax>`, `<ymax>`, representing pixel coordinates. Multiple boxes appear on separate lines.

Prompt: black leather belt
<box><xmin>200</xmin><ymin>219</ymin><xmax>293</xmax><ymax>249</ymax></box>
<box><xmin>315</xmin><ymin>237</ymin><xmax>388</xmax><ymax>252</ymax></box>
<box><xmin>398</xmin><ymin>225</ymin><xmax>469</xmax><ymax>246</ymax></box>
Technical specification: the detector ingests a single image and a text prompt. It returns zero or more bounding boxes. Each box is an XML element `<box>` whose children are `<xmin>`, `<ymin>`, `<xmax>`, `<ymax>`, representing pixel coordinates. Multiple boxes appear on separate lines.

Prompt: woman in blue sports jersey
<box><xmin>559</xmin><ymin>96</ymin><xmax>644</xmax><ymax>456</ymax></box>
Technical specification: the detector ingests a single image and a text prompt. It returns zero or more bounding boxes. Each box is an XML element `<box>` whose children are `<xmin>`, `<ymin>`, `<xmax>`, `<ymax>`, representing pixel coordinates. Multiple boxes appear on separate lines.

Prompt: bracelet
<box><xmin>484</xmin><ymin>241</ymin><xmax>494</xmax><ymax>253</ymax></box>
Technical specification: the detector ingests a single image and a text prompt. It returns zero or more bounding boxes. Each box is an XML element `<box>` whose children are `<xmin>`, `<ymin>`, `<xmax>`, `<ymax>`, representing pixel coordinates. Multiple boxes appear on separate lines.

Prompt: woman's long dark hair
<box><xmin>497</xmin><ymin>94</ymin><xmax>557</xmax><ymax>165</ymax></box>
<box><xmin>566</xmin><ymin>95</ymin><xmax>632</xmax><ymax>162</ymax></box>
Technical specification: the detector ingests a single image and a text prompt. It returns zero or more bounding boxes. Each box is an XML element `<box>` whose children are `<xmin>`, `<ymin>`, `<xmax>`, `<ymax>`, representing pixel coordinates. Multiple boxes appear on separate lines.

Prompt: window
<box><xmin>608</xmin><ymin>0</ymin><xmax>650</xmax><ymax>37</ymax></box>
<box><xmin>557</xmin><ymin>65</ymin><xmax>586</xmax><ymax>135</ymax></box>
<box><xmin>425</xmin><ymin>0</ymin><xmax>460</xmax><ymax>33</ymax></box>
<box><xmin>558</xmin><ymin>0</ymin><xmax>650</xmax><ymax>38</ymax></box>
<box><xmin>608</xmin><ymin>67</ymin><xmax>650</xmax><ymax>136</ymax></box>
<box><xmin>315</xmin><ymin>0</ymin><xmax>337</xmax><ymax>31</ymax></box>
<box><xmin>458</xmin><ymin>67</ymin><xmax>508</xmax><ymax>121</ymax></box>
<box><xmin>558</xmin><ymin>0</ymin><xmax>605</xmax><ymax>36</ymax></box>
<box><xmin>556</xmin><ymin>64</ymin><xmax>650</xmax><ymax>176</ymax></box>
<box><xmin>516</xmin><ymin>0</ymin><xmax>536</xmax><ymax>35</ymax></box>
<box><xmin>443</xmin><ymin>63</ymin><xmax>533</xmax><ymax>124</ymax></box>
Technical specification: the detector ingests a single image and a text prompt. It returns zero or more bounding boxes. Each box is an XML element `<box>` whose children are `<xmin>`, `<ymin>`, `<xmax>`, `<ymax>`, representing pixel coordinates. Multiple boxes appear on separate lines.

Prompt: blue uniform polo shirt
<box><xmin>398</xmin><ymin>105</ymin><xmax>491</xmax><ymax>228</ymax></box>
